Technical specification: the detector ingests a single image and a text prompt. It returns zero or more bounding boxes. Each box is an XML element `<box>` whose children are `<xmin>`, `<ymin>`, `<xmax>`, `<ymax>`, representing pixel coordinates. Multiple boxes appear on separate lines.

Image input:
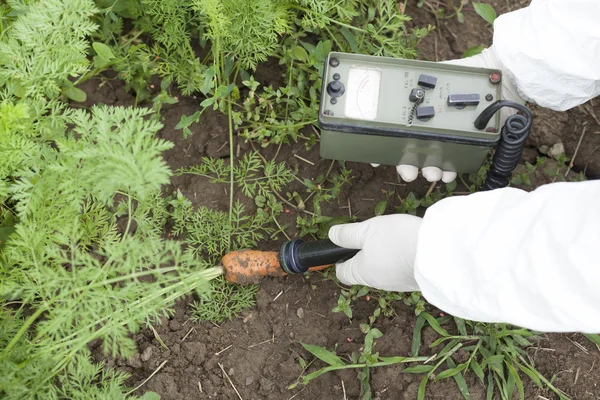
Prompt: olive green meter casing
<box><xmin>318</xmin><ymin>52</ymin><xmax>503</xmax><ymax>173</ymax></box>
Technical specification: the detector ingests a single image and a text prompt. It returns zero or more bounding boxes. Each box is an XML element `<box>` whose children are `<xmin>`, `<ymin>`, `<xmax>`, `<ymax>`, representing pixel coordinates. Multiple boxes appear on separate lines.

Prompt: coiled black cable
<box><xmin>474</xmin><ymin>101</ymin><xmax>533</xmax><ymax>191</ymax></box>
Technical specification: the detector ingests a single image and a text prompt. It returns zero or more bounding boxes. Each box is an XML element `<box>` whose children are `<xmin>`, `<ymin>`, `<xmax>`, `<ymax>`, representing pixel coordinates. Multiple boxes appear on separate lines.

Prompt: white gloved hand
<box><xmin>393</xmin><ymin>46</ymin><xmax>525</xmax><ymax>184</ymax></box>
<box><xmin>328</xmin><ymin>215</ymin><xmax>422</xmax><ymax>292</ymax></box>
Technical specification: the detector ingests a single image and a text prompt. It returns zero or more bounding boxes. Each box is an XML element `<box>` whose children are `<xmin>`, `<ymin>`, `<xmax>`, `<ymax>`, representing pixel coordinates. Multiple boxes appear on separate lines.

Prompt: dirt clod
<box><xmin>168</xmin><ymin>319</ymin><xmax>182</xmax><ymax>331</ymax></box>
<box><xmin>141</xmin><ymin>346</ymin><xmax>154</xmax><ymax>362</ymax></box>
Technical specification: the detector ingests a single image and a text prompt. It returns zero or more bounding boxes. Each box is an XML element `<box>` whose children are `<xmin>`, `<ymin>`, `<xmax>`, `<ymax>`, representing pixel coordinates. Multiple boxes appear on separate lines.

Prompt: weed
<box><xmin>332</xmin><ymin>286</ymin><xmax>370</xmax><ymax>320</ymax></box>
<box><xmin>396</xmin><ymin>191</ymin><xmax>422</xmax><ymax>215</ymax></box>
<box><xmin>295</xmin><ymin>165</ymin><xmax>354</xmax><ymax>237</ymax></box>
<box><xmin>175</xmin><ymin>111</ymin><xmax>202</xmax><ymax>139</ymax></box>
<box><xmin>179</xmin><ymin>151</ymin><xmax>294</xmax><ymax>214</ymax></box>
<box><xmin>170</xmin><ymin>190</ymin><xmax>273</xmax><ymax>262</ymax></box>
<box><xmin>289</xmin><ymin>335</ymin><xmax>429</xmax><ymax>397</ymax></box>
<box><xmin>191</xmin><ymin>277</ymin><xmax>260</xmax><ymax>323</ymax></box>
<box><xmin>412</xmin><ymin>313</ymin><xmax>570</xmax><ymax>400</ymax></box>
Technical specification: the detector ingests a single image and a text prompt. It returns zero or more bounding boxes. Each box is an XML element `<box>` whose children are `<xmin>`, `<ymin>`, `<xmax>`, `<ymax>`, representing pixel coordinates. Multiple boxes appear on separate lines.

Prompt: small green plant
<box><xmin>412</xmin><ymin>313</ymin><xmax>570</xmax><ymax>400</ymax></box>
<box><xmin>396</xmin><ymin>191</ymin><xmax>421</xmax><ymax>215</ymax></box>
<box><xmin>179</xmin><ymin>151</ymin><xmax>294</xmax><ymax>217</ymax></box>
<box><xmin>175</xmin><ymin>111</ymin><xmax>202</xmax><ymax>139</ymax></box>
<box><xmin>191</xmin><ymin>277</ymin><xmax>260</xmax><ymax>323</ymax></box>
<box><xmin>332</xmin><ymin>285</ymin><xmax>370</xmax><ymax>320</ymax></box>
<box><xmin>289</xmin><ymin>333</ymin><xmax>429</xmax><ymax>397</ymax></box>
<box><xmin>295</xmin><ymin>165</ymin><xmax>354</xmax><ymax>237</ymax></box>
<box><xmin>418</xmin><ymin>0</ymin><xmax>468</xmax><ymax>24</ymax></box>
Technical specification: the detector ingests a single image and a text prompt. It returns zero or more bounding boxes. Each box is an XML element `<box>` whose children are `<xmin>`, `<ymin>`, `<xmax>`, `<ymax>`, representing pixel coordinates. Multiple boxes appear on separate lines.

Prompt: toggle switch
<box><xmin>418</xmin><ymin>74</ymin><xmax>437</xmax><ymax>89</ymax></box>
<box><xmin>416</xmin><ymin>106</ymin><xmax>435</xmax><ymax>122</ymax></box>
<box><xmin>448</xmin><ymin>93</ymin><xmax>480</xmax><ymax>109</ymax></box>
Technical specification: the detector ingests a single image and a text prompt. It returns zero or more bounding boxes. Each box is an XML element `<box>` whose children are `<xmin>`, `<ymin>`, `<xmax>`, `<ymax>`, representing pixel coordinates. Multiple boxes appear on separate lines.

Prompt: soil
<box><xmin>87</xmin><ymin>1</ymin><xmax>600</xmax><ymax>399</ymax></box>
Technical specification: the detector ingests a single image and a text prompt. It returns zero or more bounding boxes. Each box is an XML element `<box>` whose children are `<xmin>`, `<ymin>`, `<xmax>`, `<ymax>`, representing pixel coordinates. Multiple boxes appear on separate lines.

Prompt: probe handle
<box><xmin>278</xmin><ymin>239</ymin><xmax>360</xmax><ymax>275</ymax></box>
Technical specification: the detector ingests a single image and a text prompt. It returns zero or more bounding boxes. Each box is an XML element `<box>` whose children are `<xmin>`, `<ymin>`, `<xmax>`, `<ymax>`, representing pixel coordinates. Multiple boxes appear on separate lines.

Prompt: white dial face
<box><xmin>344</xmin><ymin>67</ymin><xmax>381</xmax><ymax>121</ymax></box>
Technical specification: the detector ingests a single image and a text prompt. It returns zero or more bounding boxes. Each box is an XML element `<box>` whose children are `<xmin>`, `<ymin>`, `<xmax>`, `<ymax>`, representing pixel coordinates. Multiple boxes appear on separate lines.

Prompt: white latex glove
<box><xmin>328</xmin><ymin>215</ymin><xmax>421</xmax><ymax>292</ymax></box>
<box><xmin>391</xmin><ymin>46</ymin><xmax>524</xmax><ymax>184</ymax></box>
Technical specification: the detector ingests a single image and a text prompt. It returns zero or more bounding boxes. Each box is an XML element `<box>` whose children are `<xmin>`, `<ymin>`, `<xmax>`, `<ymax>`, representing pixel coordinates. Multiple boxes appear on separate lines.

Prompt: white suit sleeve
<box><xmin>414</xmin><ymin>181</ymin><xmax>600</xmax><ymax>332</ymax></box>
<box><xmin>493</xmin><ymin>0</ymin><xmax>600</xmax><ymax>111</ymax></box>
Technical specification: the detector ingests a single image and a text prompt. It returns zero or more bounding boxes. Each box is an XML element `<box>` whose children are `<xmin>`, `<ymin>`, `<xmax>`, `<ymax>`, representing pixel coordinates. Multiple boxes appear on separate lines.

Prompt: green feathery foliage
<box><xmin>0</xmin><ymin>1</ymin><xmax>222</xmax><ymax>398</ymax></box>
<box><xmin>194</xmin><ymin>0</ymin><xmax>292</xmax><ymax>70</ymax></box>
<box><xmin>0</xmin><ymin>0</ymin><xmax>98</xmax><ymax>100</ymax></box>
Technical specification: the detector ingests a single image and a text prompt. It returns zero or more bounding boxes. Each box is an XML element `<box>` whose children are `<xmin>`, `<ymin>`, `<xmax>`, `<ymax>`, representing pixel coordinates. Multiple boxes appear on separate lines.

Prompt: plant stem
<box><xmin>227</xmin><ymin>100</ymin><xmax>234</xmax><ymax>238</ymax></box>
<box><xmin>3</xmin><ymin>305</ymin><xmax>46</xmax><ymax>356</ymax></box>
<box><xmin>123</xmin><ymin>194</ymin><xmax>132</xmax><ymax>240</ymax></box>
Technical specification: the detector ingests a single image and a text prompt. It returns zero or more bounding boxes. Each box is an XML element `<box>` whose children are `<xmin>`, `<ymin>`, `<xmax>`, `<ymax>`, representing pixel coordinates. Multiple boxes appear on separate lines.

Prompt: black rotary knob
<box><xmin>327</xmin><ymin>80</ymin><xmax>345</xmax><ymax>97</ymax></box>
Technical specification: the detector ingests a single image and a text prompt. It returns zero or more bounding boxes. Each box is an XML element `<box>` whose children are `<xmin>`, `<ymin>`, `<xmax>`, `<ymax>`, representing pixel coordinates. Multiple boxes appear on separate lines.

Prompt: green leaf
<box><xmin>447</xmin><ymin>358</ymin><xmax>471</xmax><ymax>400</ymax></box>
<box><xmin>463</xmin><ymin>45</ymin><xmax>485</xmax><ymax>58</ymax></box>
<box><xmin>301</xmin><ymin>343</ymin><xmax>345</xmax><ymax>366</ymax></box>
<box><xmin>293</xmin><ymin>45</ymin><xmax>308</xmax><ymax>62</ymax></box>
<box><xmin>374</xmin><ymin>200</ymin><xmax>387</xmax><ymax>216</ymax></box>
<box><xmin>411</xmin><ymin>314</ymin><xmax>426</xmax><ymax>356</ymax></box>
<box><xmin>435</xmin><ymin>361</ymin><xmax>467</xmax><ymax>380</ymax></box>
<box><xmin>370</xmin><ymin>328</ymin><xmax>383</xmax><ymax>339</ymax></box>
<box><xmin>486</xmin><ymin>373</ymin><xmax>494</xmax><ymax>400</ymax></box>
<box><xmin>378</xmin><ymin>355</ymin><xmax>428</xmax><ymax>365</ymax></box>
<box><xmin>417</xmin><ymin>374</ymin><xmax>429</xmax><ymax>400</ymax></box>
<box><xmin>92</xmin><ymin>42</ymin><xmax>115</xmax><ymax>60</ymax></box>
<box><xmin>473</xmin><ymin>3</ymin><xmax>497</xmax><ymax>25</ymax></box>
<box><xmin>63</xmin><ymin>86</ymin><xmax>87</xmax><ymax>102</ymax></box>
<box><xmin>175</xmin><ymin>115</ymin><xmax>188</xmax><ymax>130</ymax></box>
<box><xmin>340</xmin><ymin>27</ymin><xmax>360</xmax><ymax>53</ymax></box>
<box><xmin>356</xmin><ymin>286</ymin><xmax>369</xmax><ymax>297</ymax></box>
<box><xmin>403</xmin><ymin>365</ymin><xmax>435</xmax><ymax>374</ymax></box>
<box><xmin>93</xmin><ymin>56</ymin><xmax>110</xmax><ymax>69</ymax></box>
<box><xmin>507</xmin><ymin>362</ymin><xmax>524</xmax><ymax>400</ymax></box>
<box><xmin>422</xmin><ymin>313</ymin><xmax>450</xmax><ymax>337</ymax></box>
<box><xmin>200</xmin><ymin>97</ymin><xmax>215</xmax><ymax>108</ymax></box>
<box><xmin>583</xmin><ymin>333</ymin><xmax>600</xmax><ymax>346</ymax></box>
<box><xmin>223</xmin><ymin>57</ymin><xmax>235</xmax><ymax>78</ymax></box>
<box><xmin>456</xmin><ymin>10</ymin><xmax>465</xmax><ymax>23</ymax></box>
<box><xmin>201</xmin><ymin>67</ymin><xmax>215</xmax><ymax>95</ymax></box>
<box><xmin>298</xmin><ymin>357</ymin><xmax>307</xmax><ymax>369</ymax></box>
<box><xmin>516</xmin><ymin>362</ymin><xmax>542</xmax><ymax>388</ymax></box>
<box><xmin>454</xmin><ymin>317</ymin><xmax>467</xmax><ymax>336</ymax></box>
<box><xmin>486</xmin><ymin>354</ymin><xmax>504</xmax><ymax>368</ymax></box>
<box><xmin>471</xmin><ymin>360</ymin><xmax>485</xmax><ymax>383</ymax></box>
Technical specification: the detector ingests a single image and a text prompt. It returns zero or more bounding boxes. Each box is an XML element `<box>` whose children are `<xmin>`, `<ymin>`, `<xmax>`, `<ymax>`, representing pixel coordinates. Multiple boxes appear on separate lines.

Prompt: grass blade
<box><xmin>454</xmin><ymin>317</ymin><xmax>467</xmax><ymax>336</ymax></box>
<box><xmin>471</xmin><ymin>360</ymin><xmax>485</xmax><ymax>383</ymax></box>
<box><xmin>435</xmin><ymin>361</ymin><xmax>467</xmax><ymax>381</ymax></box>
<box><xmin>516</xmin><ymin>362</ymin><xmax>542</xmax><ymax>388</ymax></box>
<box><xmin>507</xmin><ymin>362</ymin><xmax>524</xmax><ymax>400</ymax></box>
<box><xmin>301</xmin><ymin>343</ymin><xmax>345</xmax><ymax>366</ymax></box>
<box><xmin>447</xmin><ymin>358</ymin><xmax>471</xmax><ymax>400</ymax></box>
<box><xmin>583</xmin><ymin>333</ymin><xmax>600</xmax><ymax>347</ymax></box>
<box><xmin>486</xmin><ymin>372</ymin><xmax>494</xmax><ymax>400</ymax></box>
<box><xmin>403</xmin><ymin>365</ymin><xmax>435</xmax><ymax>374</ymax></box>
<box><xmin>422</xmin><ymin>313</ymin><xmax>450</xmax><ymax>337</ymax></box>
<box><xmin>417</xmin><ymin>374</ymin><xmax>429</xmax><ymax>400</ymax></box>
<box><xmin>411</xmin><ymin>314</ymin><xmax>426</xmax><ymax>356</ymax></box>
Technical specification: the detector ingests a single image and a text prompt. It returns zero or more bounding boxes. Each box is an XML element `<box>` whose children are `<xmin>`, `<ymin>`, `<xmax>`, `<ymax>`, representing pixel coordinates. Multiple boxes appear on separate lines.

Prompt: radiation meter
<box><xmin>318</xmin><ymin>52</ymin><xmax>533</xmax><ymax>190</ymax></box>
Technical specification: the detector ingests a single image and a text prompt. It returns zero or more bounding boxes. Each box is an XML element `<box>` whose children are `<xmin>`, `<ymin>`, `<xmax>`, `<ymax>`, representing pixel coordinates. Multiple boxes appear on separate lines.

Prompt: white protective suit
<box><xmin>417</xmin><ymin>0</ymin><xmax>600</xmax><ymax>332</ymax></box>
<box><xmin>330</xmin><ymin>0</ymin><xmax>600</xmax><ymax>333</ymax></box>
